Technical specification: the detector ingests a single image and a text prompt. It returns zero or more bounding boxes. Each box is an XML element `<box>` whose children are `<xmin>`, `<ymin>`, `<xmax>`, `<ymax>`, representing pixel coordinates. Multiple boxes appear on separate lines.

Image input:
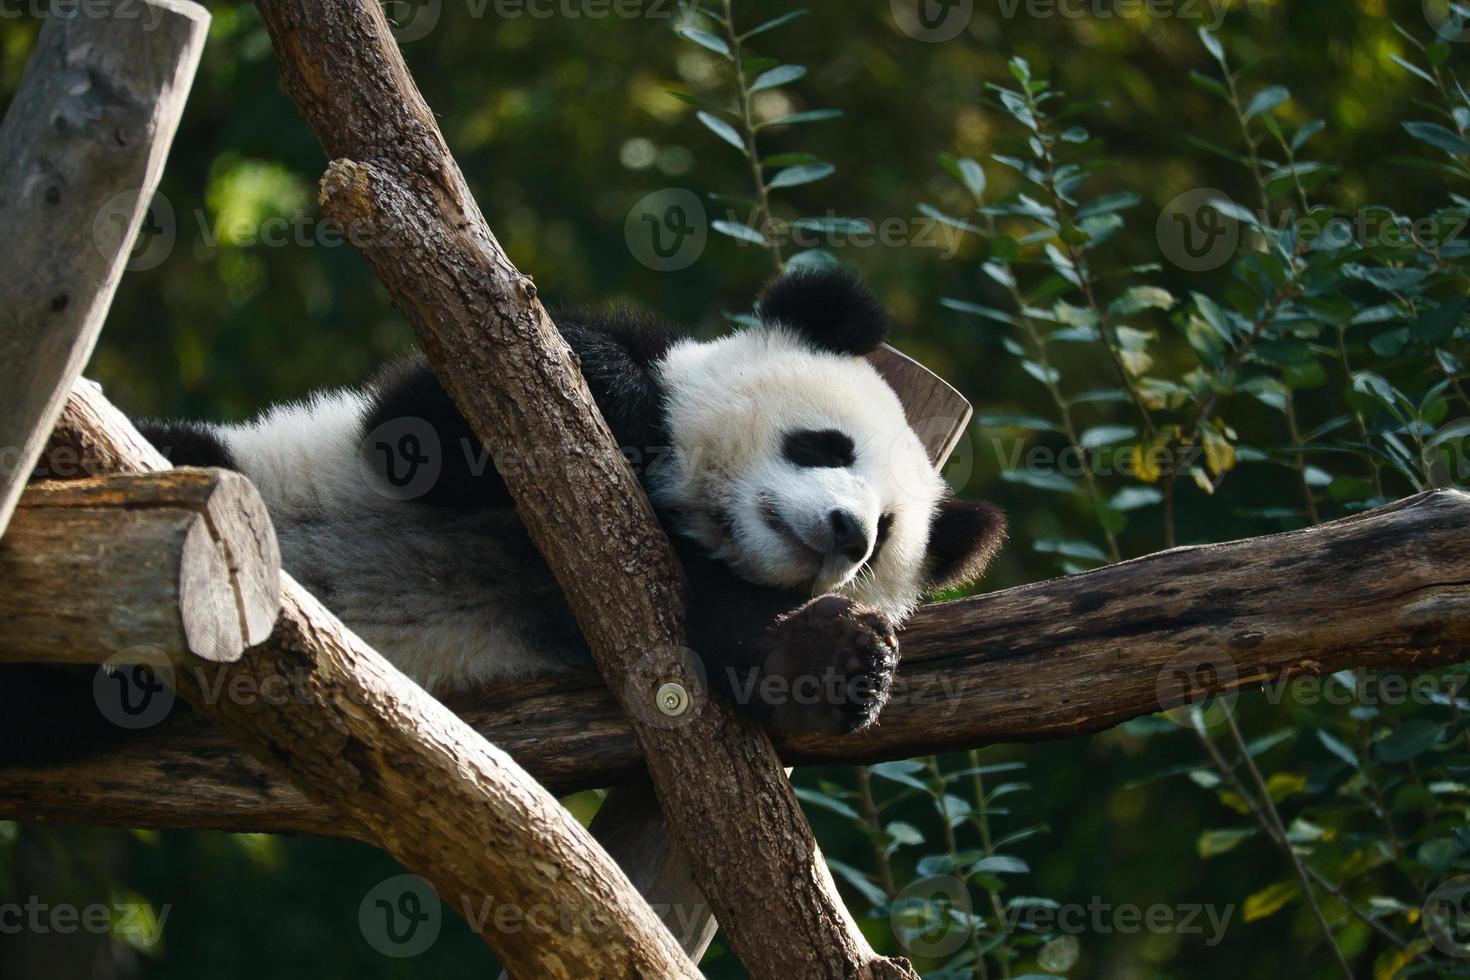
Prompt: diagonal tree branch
<box><xmin>18</xmin><ymin>384</ymin><xmax>697</xmax><ymax>977</ymax></box>
<box><xmin>242</xmin><ymin>3</ymin><xmax>913</xmax><ymax>977</ymax></box>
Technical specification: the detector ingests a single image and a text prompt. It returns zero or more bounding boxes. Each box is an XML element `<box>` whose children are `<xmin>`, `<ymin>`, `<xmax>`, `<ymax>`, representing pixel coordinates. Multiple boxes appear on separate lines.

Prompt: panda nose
<box><xmin>829</xmin><ymin>510</ymin><xmax>870</xmax><ymax>563</ymax></box>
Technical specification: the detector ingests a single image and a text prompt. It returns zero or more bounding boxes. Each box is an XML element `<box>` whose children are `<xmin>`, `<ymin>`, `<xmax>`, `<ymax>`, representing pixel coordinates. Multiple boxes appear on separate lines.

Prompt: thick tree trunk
<box><xmin>0</xmin><ymin>0</ymin><xmax>208</xmax><ymax>535</ymax></box>
<box><xmin>249</xmin><ymin>1</ymin><xmax>917</xmax><ymax>976</ymax></box>
<box><xmin>0</xmin><ymin>470</ymin><xmax>279</xmax><ymax>665</ymax></box>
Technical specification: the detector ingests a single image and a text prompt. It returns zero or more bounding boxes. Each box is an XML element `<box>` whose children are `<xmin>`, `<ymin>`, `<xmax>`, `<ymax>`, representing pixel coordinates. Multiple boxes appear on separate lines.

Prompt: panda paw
<box><xmin>752</xmin><ymin>595</ymin><xmax>899</xmax><ymax>737</ymax></box>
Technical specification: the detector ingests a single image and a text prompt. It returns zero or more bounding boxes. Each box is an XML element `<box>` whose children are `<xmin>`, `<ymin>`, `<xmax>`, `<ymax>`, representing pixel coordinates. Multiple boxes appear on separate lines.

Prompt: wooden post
<box><xmin>0</xmin><ymin>469</ymin><xmax>280</xmax><ymax>665</ymax></box>
<box><xmin>0</xmin><ymin>0</ymin><xmax>208</xmax><ymax>537</ymax></box>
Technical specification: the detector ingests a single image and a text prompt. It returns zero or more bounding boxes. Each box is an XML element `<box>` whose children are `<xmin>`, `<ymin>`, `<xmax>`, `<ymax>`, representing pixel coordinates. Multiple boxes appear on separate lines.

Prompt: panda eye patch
<box><xmin>783</xmin><ymin>428</ymin><xmax>856</xmax><ymax>468</ymax></box>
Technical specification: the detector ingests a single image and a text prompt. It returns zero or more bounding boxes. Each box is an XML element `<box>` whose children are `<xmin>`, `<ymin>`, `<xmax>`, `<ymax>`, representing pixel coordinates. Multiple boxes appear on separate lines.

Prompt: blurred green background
<box><xmin>0</xmin><ymin>1</ymin><xmax>1465</xmax><ymax>978</ymax></box>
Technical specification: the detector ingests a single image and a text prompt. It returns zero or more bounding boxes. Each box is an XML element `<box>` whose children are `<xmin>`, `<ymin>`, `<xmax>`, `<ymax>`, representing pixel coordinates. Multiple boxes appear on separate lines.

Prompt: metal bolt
<box><xmin>655</xmin><ymin>681</ymin><xmax>689</xmax><ymax>717</ymax></box>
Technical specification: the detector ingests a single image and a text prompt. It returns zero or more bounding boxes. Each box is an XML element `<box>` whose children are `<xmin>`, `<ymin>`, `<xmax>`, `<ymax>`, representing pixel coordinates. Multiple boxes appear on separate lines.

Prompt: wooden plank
<box><xmin>0</xmin><ymin>0</ymin><xmax>209</xmax><ymax>537</ymax></box>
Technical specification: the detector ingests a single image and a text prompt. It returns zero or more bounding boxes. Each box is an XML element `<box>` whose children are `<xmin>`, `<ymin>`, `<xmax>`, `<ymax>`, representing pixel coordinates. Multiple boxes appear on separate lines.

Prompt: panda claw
<box><xmin>749</xmin><ymin>595</ymin><xmax>899</xmax><ymax>738</ymax></box>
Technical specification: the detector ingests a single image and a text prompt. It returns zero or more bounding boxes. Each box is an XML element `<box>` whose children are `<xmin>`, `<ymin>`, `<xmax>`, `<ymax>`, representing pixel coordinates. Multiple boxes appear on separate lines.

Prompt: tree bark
<box><xmin>0</xmin><ymin>0</ymin><xmax>208</xmax><ymax>536</ymax></box>
<box><xmin>249</xmin><ymin>2</ymin><xmax>917</xmax><ymax>976</ymax></box>
<box><xmin>0</xmin><ymin>470</ymin><xmax>279</xmax><ymax>665</ymax></box>
<box><xmin>12</xmin><ymin>402</ymin><xmax>1469</xmax><ymax>838</ymax></box>
<box><xmin>16</xmin><ymin>382</ymin><xmax>698</xmax><ymax>978</ymax></box>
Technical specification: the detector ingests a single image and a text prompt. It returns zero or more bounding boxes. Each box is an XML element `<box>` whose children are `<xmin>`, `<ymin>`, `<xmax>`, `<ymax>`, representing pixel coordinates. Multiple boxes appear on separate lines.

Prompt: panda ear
<box><xmin>924</xmin><ymin>499</ymin><xmax>1006</xmax><ymax>594</ymax></box>
<box><xmin>755</xmin><ymin>268</ymin><xmax>890</xmax><ymax>356</ymax></box>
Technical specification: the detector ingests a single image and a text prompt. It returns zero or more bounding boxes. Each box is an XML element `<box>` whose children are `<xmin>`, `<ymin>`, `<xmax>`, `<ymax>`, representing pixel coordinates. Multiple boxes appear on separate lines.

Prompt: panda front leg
<box><xmin>744</xmin><ymin>594</ymin><xmax>900</xmax><ymax>737</ymax></box>
<box><xmin>678</xmin><ymin>546</ymin><xmax>901</xmax><ymax>737</ymax></box>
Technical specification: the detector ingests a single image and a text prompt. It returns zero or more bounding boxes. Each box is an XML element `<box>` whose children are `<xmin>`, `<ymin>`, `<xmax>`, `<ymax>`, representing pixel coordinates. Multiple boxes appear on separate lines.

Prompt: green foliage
<box><xmin>786</xmin><ymin>21</ymin><xmax>1470</xmax><ymax>980</ymax></box>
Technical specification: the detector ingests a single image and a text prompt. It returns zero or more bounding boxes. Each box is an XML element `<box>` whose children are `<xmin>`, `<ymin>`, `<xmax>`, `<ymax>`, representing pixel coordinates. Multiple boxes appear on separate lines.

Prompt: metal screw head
<box><xmin>655</xmin><ymin>681</ymin><xmax>689</xmax><ymax>717</ymax></box>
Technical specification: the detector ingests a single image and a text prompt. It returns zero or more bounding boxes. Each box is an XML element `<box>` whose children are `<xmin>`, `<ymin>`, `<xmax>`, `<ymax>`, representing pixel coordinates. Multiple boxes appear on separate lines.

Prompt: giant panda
<box><xmin>137</xmin><ymin>269</ymin><xmax>1005</xmax><ymax>736</ymax></box>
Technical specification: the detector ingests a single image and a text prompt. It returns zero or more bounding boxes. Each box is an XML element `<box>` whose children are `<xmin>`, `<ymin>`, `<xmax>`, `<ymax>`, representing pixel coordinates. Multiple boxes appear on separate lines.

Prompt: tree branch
<box><xmin>248</xmin><ymin>1</ymin><xmax>912</xmax><ymax>976</ymax></box>
<box><xmin>17</xmin><ymin>382</ymin><xmax>697</xmax><ymax>979</ymax></box>
<box><xmin>12</xmin><ymin>400</ymin><xmax>1469</xmax><ymax>836</ymax></box>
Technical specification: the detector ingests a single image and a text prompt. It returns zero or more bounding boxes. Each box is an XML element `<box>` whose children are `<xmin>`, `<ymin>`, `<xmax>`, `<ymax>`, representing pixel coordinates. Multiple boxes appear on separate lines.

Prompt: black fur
<box><xmin>925</xmin><ymin>499</ymin><xmax>1007</xmax><ymax>593</ymax></box>
<box><xmin>756</xmin><ymin>268</ymin><xmax>890</xmax><ymax>356</ymax></box>
<box><xmin>783</xmin><ymin>428</ymin><xmax>856</xmax><ymax>469</ymax></box>
<box><xmin>135</xmin><ymin>419</ymin><xmax>238</xmax><ymax>469</ymax></box>
<box><xmin>357</xmin><ymin>307</ymin><xmax>677</xmax><ymax>510</ymax></box>
<box><xmin>358</xmin><ymin>358</ymin><xmax>513</xmax><ymax>510</ymax></box>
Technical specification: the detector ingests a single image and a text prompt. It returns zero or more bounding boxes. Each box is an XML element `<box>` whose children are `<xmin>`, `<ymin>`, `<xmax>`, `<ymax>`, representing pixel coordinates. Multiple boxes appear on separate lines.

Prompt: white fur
<box><xmin>214</xmin><ymin>391</ymin><xmax>579</xmax><ymax>692</ymax></box>
<box><xmin>651</xmin><ymin>327</ymin><xmax>944</xmax><ymax>622</ymax></box>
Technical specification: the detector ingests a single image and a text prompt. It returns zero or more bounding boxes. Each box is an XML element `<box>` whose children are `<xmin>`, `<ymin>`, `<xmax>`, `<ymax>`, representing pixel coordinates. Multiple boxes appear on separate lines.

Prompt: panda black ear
<box><xmin>755</xmin><ymin>268</ymin><xmax>890</xmax><ymax>356</ymax></box>
<box><xmin>924</xmin><ymin>499</ymin><xmax>1006</xmax><ymax>594</ymax></box>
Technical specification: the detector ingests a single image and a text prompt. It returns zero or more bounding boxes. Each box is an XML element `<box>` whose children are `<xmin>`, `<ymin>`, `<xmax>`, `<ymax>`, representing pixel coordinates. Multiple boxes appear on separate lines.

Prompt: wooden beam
<box><xmin>0</xmin><ymin>0</ymin><xmax>208</xmax><ymax>537</ymax></box>
<box><xmin>251</xmin><ymin>2</ymin><xmax>916</xmax><ymax>977</ymax></box>
<box><xmin>0</xmin><ymin>470</ymin><xmax>279</xmax><ymax>665</ymax></box>
<box><xmin>11</xmin><ymin>401</ymin><xmax>1469</xmax><ymax>836</ymax></box>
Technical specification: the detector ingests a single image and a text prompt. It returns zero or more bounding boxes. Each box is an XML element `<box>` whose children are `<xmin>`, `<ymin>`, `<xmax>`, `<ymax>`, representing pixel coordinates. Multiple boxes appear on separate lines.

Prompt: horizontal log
<box><xmin>4</xmin><ymin>485</ymin><xmax>1466</xmax><ymax>835</ymax></box>
<box><xmin>0</xmin><ymin>469</ymin><xmax>280</xmax><ymax>665</ymax></box>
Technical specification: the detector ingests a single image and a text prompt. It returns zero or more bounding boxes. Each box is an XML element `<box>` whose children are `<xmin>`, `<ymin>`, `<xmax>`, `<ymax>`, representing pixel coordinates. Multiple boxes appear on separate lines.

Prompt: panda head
<box><xmin>649</xmin><ymin>268</ymin><xmax>1005</xmax><ymax>619</ymax></box>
